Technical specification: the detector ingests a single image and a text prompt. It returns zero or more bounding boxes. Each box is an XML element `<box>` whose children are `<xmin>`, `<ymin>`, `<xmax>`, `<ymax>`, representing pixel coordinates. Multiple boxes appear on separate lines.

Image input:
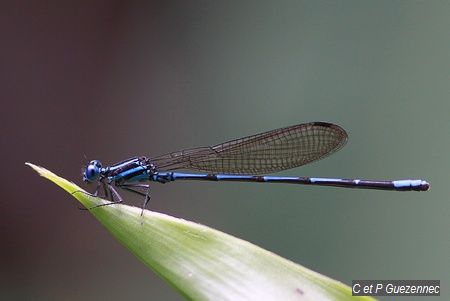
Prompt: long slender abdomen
<box><xmin>151</xmin><ymin>172</ymin><xmax>429</xmax><ymax>191</ymax></box>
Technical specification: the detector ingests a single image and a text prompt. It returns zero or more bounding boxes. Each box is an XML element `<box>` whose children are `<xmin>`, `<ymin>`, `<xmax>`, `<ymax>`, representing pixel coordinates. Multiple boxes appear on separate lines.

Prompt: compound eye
<box><xmin>83</xmin><ymin>161</ymin><xmax>101</xmax><ymax>182</ymax></box>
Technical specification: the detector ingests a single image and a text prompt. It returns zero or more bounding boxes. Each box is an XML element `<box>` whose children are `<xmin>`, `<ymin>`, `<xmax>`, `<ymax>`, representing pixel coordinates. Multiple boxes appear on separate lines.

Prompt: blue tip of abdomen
<box><xmin>393</xmin><ymin>179</ymin><xmax>430</xmax><ymax>191</ymax></box>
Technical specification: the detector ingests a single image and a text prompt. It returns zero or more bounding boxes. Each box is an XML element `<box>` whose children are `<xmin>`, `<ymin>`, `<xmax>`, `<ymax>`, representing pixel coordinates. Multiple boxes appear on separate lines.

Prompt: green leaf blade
<box><xmin>26</xmin><ymin>162</ymin><xmax>375</xmax><ymax>301</ymax></box>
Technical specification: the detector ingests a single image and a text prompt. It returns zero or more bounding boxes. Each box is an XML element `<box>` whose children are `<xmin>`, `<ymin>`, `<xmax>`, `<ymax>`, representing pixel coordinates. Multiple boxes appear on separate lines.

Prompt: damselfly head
<box><xmin>83</xmin><ymin>160</ymin><xmax>102</xmax><ymax>183</ymax></box>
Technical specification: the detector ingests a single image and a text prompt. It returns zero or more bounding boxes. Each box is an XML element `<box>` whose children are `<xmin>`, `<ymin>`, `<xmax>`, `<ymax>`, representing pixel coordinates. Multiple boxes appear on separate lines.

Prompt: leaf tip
<box><xmin>26</xmin><ymin>162</ymin><xmax>52</xmax><ymax>178</ymax></box>
<box><xmin>25</xmin><ymin>162</ymin><xmax>43</xmax><ymax>174</ymax></box>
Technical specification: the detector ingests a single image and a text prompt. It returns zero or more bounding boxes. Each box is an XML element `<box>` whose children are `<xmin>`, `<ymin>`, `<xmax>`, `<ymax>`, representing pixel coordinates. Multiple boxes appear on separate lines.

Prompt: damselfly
<box><xmin>82</xmin><ymin>122</ymin><xmax>429</xmax><ymax>211</ymax></box>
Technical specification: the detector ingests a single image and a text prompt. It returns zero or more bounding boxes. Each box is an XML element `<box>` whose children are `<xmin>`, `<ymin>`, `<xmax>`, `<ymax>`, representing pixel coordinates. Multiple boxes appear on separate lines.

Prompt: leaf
<box><xmin>26</xmin><ymin>163</ymin><xmax>375</xmax><ymax>301</ymax></box>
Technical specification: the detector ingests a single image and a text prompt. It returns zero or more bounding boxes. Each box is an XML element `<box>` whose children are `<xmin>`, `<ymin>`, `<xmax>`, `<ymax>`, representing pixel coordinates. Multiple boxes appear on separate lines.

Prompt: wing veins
<box><xmin>150</xmin><ymin>122</ymin><xmax>347</xmax><ymax>174</ymax></box>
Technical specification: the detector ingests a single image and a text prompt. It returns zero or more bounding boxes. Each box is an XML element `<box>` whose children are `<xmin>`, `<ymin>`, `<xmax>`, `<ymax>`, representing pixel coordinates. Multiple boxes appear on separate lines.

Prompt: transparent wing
<box><xmin>150</xmin><ymin>122</ymin><xmax>348</xmax><ymax>174</ymax></box>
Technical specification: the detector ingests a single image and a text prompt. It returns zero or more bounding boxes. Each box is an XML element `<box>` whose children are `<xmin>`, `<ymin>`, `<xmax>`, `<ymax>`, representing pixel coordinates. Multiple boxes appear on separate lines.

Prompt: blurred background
<box><xmin>2</xmin><ymin>1</ymin><xmax>449</xmax><ymax>300</ymax></box>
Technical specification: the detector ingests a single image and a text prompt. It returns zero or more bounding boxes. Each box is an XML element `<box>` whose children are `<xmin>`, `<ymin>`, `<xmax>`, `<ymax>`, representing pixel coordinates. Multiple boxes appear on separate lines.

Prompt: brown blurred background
<box><xmin>2</xmin><ymin>1</ymin><xmax>449</xmax><ymax>300</ymax></box>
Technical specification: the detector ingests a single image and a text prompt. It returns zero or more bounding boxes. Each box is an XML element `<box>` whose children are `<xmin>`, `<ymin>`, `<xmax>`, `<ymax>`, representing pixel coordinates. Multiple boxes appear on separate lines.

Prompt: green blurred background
<box><xmin>2</xmin><ymin>1</ymin><xmax>449</xmax><ymax>300</ymax></box>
